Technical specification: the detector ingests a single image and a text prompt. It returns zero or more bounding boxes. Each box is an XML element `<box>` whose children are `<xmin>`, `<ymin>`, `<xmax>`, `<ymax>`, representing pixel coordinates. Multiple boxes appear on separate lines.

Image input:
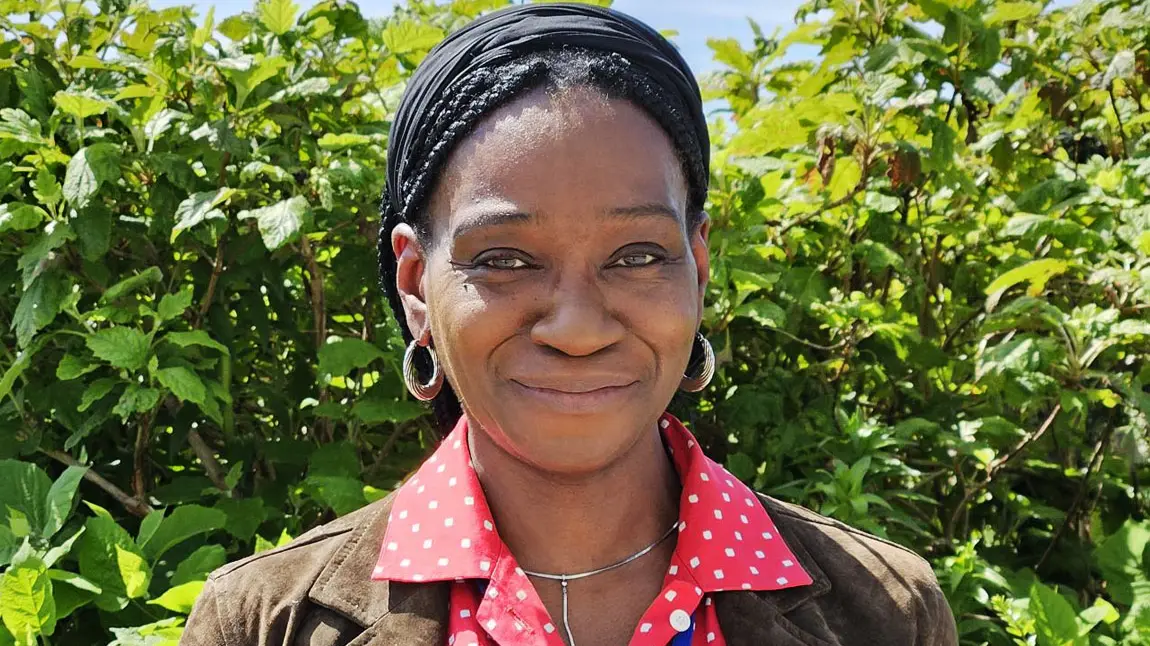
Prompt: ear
<box><xmin>391</xmin><ymin>223</ymin><xmax>430</xmax><ymax>343</ymax></box>
<box><xmin>689</xmin><ymin>212</ymin><xmax>711</xmax><ymax>320</ymax></box>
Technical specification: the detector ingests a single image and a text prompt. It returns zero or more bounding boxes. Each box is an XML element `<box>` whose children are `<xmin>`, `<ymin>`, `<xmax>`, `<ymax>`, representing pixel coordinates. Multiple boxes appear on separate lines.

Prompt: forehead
<box><xmin>425</xmin><ymin>86</ymin><xmax>688</xmax><ymax>235</ymax></box>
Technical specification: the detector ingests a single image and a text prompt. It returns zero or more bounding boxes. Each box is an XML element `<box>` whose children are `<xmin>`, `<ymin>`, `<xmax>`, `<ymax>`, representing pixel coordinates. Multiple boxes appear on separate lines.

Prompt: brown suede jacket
<box><xmin>180</xmin><ymin>492</ymin><xmax>958</xmax><ymax>646</ymax></box>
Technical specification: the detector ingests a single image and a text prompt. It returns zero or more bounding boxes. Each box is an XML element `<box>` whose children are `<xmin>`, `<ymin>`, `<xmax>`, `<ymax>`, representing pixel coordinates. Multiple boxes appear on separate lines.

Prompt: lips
<box><xmin>511</xmin><ymin>376</ymin><xmax>638</xmax><ymax>393</ymax></box>
<box><xmin>508</xmin><ymin>374</ymin><xmax>641</xmax><ymax>413</ymax></box>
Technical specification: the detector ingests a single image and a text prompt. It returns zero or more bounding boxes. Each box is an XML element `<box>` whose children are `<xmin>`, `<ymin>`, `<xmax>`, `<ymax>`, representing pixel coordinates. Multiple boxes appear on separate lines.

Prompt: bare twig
<box><xmin>1108</xmin><ymin>85</ymin><xmax>1129</xmax><ymax>158</ymax></box>
<box><xmin>299</xmin><ymin>235</ymin><xmax>327</xmax><ymax>350</ymax></box>
<box><xmin>188</xmin><ymin>429</ymin><xmax>230</xmax><ymax>493</ymax></box>
<box><xmin>1036</xmin><ymin>424</ymin><xmax>1114</xmax><ymax>571</ymax></box>
<box><xmin>300</xmin><ymin>235</ymin><xmax>332</xmax><ymax>441</ymax></box>
<box><xmin>41</xmin><ymin>449</ymin><xmax>155</xmax><ymax>518</ymax></box>
<box><xmin>196</xmin><ymin>238</ymin><xmax>226</xmax><ymax>323</ymax></box>
<box><xmin>132</xmin><ymin>411</ymin><xmax>154</xmax><ymax>502</ymax></box>
<box><xmin>946</xmin><ymin>404</ymin><xmax>1062</xmax><ymax>542</ymax></box>
<box><xmin>778</xmin><ymin>178</ymin><xmax>869</xmax><ymax>237</ymax></box>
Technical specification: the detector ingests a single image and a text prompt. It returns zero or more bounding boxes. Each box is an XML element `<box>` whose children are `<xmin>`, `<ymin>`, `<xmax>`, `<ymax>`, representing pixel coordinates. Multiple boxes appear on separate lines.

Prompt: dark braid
<box><xmin>378</xmin><ymin>47</ymin><xmax>708</xmax><ymax>436</ymax></box>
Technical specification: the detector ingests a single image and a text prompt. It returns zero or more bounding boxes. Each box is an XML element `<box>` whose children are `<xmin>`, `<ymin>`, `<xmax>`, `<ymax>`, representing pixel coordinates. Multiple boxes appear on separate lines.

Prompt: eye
<box><xmin>484</xmin><ymin>257</ymin><xmax>529</xmax><ymax>270</ymax></box>
<box><xmin>611</xmin><ymin>252</ymin><xmax>661</xmax><ymax>268</ymax></box>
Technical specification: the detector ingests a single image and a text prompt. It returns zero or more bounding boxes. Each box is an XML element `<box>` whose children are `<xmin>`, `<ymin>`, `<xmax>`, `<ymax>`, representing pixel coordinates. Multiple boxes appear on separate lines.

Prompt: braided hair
<box><xmin>377</xmin><ymin>47</ymin><xmax>709</xmax><ymax>435</ymax></box>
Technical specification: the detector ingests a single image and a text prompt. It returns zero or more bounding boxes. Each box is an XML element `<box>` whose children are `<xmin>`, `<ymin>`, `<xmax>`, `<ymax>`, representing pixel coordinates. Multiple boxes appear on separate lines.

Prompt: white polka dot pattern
<box><xmin>370</xmin><ymin>413</ymin><xmax>812</xmax><ymax>645</ymax></box>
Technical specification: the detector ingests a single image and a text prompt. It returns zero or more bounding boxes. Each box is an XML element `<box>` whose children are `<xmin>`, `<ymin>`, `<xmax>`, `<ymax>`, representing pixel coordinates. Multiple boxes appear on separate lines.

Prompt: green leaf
<box><xmin>0</xmin><ymin>109</ymin><xmax>45</xmax><ymax>145</ymax></box>
<box><xmin>12</xmin><ymin>271</ymin><xmax>69</xmax><ymax>348</ymax></box>
<box><xmin>0</xmin><ymin>460</ymin><xmax>51</xmax><ymax>539</ymax></box>
<box><xmin>55</xmin><ymin>354</ymin><xmax>97</xmax><ymax>381</ymax></box>
<box><xmin>218</xmin><ymin>15</ymin><xmax>253</xmax><ymax>41</ymax></box>
<box><xmin>143</xmin><ymin>109</ymin><xmax>187</xmax><ymax>153</ymax></box>
<box><xmin>136</xmin><ymin>509</ymin><xmax>164</xmax><ymax>550</ymax></box>
<box><xmin>304</xmin><ymin>476</ymin><xmax>367</xmax><ymax>515</ymax></box>
<box><xmin>317</xmin><ymin>338</ymin><xmax>386</xmax><ymax>376</ymax></box>
<box><xmin>157</xmin><ymin>285</ymin><xmax>195</xmax><ymax>322</ymax></box>
<box><xmin>351</xmin><ymin>398</ymin><xmax>426</xmax><ymax>424</ymax></box>
<box><xmin>725</xmin><ymin>452</ymin><xmax>757</xmax><ymax>481</ymax></box>
<box><xmin>78</xmin><ymin>378</ymin><xmax>119</xmax><ymax>413</ymax></box>
<box><xmin>258</xmin><ymin>0</ymin><xmax>299</xmax><ymax>34</ymax></box>
<box><xmin>1029</xmin><ymin>583</ymin><xmax>1080</xmax><ymax>646</ymax></box>
<box><xmin>1103</xmin><ymin>50</ymin><xmax>1135</xmax><ymax>87</ymax></box>
<box><xmin>53</xmin><ymin>89</ymin><xmax>113</xmax><ymax>120</ymax></box>
<box><xmin>707</xmin><ymin>37</ymin><xmax>753</xmax><ymax>73</ymax></box>
<box><xmin>984</xmin><ymin>259</ymin><xmax>1071</xmax><ymax>305</ymax></box>
<box><xmin>734</xmin><ymin>299</ymin><xmax>787</xmax><ymax>328</ymax></box>
<box><xmin>74</xmin><ymin>513</ymin><xmax>151</xmax><ymax>611</ymax></box>
<box><xmin>155</xmin><ymin>367</ymin><xmax>207</xmax><ymax>406</ymax></box>
<box><xmin>316</xmin><ymin>132</ymin><xmax>375</xmax><ymax>150</ymax></box>
<box><xmin>238</xmin><ymin>196</ymin><xmax>308</xmax><ymax>250</ymax></box>
<box><xmin>147</xmin><ymin>580</ymin><xmax>206</xmax><ymax>614</ymax></box>
<box><xmin>730</xmin><ymin>107</ymin><xmax>810</xmax><ymax>155</ymax></box>
<box><xmin>141</xmin><ymin>505</ymin><xmax>226</xmax><ymax>561</ymax></box>
<box><xmin>17</xmin><ymin>223</ymin><xmax>74</xmax><ymax>290</ymax></box>
<box><xmin>86</xmin><ymin>327</ymin><xmax>150</xmax><ymax>371</ymax></box>
<box><xmin>112</xmin><ymin>384</ymin><xmax>161</xmax><ymax>421</ymax></box>
<box><xmin>73</xmin><ymin>204</ymin><xmax>113</xmax><ymax>261</ymax></box>
<box><xmin>172</xmin><ymin>545</ymin><xmax>226</xmax><ymax>586</ymax></box>
<box><xmin>1096</xmin><ymin>521</ymin><xmax>1150</xmax><ymax>606</ymax></box>
<box><xmin>101</xmin><ymin>266</ymin><xmax>163</xmax><ymax>303</ymax></box>
<box><xmin>382</xmin><ymin>19</ymin><xmax>444</xmax><ymax>55</ymax></box>
<box><xmin>0</xmin><ymin>203</ymin><xmax>45</xmax><ymax>233</ymax></box>
<box><xmin>217</xmin><ymin>55</ymin><xmax>290</xmax><ymax>110</ymax></box>
<box><xmin>63</xmin><ymin>143</ymin><xmax>121</xmax><ymax>209</ymax></box>
<box><xmin>45</xmin><ymin>570</ymin><xmax>99</xmax><ymax>595</ymax></box>
<box><xmin>214</xmin><ymin>498</ymin><xmax>267</xmax><ymax>541</ymax></box>
<box><xmin>172</xmin><ymin>188</ymin><xmax>233</xmax><ymax>240</ymax></box>
<box><xmin>31</xmin><ymin>167</ymin><xmax>61</xmax><ymax>208</ymax></box>
<box><xmin>42</xmin><ymin>466</ymin><xmax>86</xmax><ymax>539</ymax></box>
<box><xmin>0</xmin><ymin>526</ymin><xmax>17</xmax><ymax>568</ymax></box>
<box><xmin>985</xmin><ymin>2</ymin><xmax>1041</xmax><ymax>26</ymax></box>
<box><xmin>0</xmin><ymin>558</ymin><xmax>55</xmax><ymax>641</ymax></box>
<box><xmin>163</xmin><ymin>330</ymin><xmax>230</xmax><ymax>355</ymax></box>
<box><xmin>191</xmin><ymin>4</ymin><xmax>216</xmax><ymax>46</ymax></box>
<box><xmin>45</xmin><ymin>569</ymin><xmax>99</xmax><ymax>620</ymax></box>
<box><xmin>855</xmin><ymin>240</ymin><xmax>905</xmax><ymax>272</ymax></box>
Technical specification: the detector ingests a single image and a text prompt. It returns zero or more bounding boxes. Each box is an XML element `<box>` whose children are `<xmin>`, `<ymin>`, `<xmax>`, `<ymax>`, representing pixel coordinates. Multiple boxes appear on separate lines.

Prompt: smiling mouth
<box><xmin>509</xmin><ymin>379</ymin><xmax>640</xmax><ymax>412</ymax></box>
<box><xmin>512</xmin><ymin>381</ymin><xmax>638</xmax><ymax>394</ymax></box>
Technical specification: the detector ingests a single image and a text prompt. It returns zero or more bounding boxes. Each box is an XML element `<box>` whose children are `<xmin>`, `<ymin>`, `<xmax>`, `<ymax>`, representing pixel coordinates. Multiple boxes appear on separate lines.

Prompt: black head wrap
<box><xmin>382</xmin><ymin>2</ymin><xmax>709</xmax><ymax>221</ymax></box>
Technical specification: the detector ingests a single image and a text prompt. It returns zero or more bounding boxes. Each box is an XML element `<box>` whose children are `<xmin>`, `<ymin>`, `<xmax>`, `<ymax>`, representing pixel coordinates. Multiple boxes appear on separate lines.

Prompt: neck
<box><xmin>467</xmin><ymin>417</ymin><xmax>681</xmax><ymax>575</ymax></box>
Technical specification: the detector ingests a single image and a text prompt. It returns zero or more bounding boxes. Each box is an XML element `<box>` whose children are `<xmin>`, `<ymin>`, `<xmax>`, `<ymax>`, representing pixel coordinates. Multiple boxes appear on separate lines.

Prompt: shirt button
<box><xmin>669</xmin><ymin>609</ymin><xmax>691</xmax><ymax>632</ymax></box>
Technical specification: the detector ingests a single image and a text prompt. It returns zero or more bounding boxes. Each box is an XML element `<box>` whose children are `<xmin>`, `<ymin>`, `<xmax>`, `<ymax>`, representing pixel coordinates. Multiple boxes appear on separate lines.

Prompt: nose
<box><xmin>529</xmin><ymin>267</ymin><xmax>625</xmax><ymax>357</ymax></box>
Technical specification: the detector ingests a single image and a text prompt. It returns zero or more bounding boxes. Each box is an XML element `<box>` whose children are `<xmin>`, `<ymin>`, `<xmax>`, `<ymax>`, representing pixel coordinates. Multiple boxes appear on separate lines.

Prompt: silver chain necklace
<box><xmin>520</xmin><ymin>521</ymin><xmax>679</xmax><ymax>646</ymax></box>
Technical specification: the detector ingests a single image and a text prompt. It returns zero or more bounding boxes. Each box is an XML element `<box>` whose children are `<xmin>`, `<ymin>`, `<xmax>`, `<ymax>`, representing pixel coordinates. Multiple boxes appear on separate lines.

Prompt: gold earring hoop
<box><xmin>679</xmin><ymin>333</ymin><xmax>715</xmax><ymax>393</ymax></box>
<box><xmin>403</xmin><ymin>339</ymin><xmax>443</xmax><ymax>401</ymax></box>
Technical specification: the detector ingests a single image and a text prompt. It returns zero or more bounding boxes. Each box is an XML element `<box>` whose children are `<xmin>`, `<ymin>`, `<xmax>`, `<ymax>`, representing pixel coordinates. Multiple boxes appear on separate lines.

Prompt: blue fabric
<box><xmin>670</xmin><ymin>612</ymin><xmax>696</xmax><ymax>646</ymax></box>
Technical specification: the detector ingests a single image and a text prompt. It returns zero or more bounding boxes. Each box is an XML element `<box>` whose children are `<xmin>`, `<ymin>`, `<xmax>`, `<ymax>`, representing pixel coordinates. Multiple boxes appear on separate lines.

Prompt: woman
<box><xmin>182</xmin><ymin>4</ymin><xmax>958</xmax><ymax>645</ymax></box>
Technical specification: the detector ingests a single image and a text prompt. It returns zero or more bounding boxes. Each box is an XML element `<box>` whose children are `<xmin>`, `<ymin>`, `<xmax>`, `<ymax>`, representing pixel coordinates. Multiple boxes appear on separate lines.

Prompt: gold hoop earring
<box><xmin>403</xmin><ymin>339</ymin><xmax>443</xmax><ymax>401</ymax></box>
<box><xmin>679</xmin><ymin>333</ymin><xmax>714</xmax><ymax>393</ymax></box>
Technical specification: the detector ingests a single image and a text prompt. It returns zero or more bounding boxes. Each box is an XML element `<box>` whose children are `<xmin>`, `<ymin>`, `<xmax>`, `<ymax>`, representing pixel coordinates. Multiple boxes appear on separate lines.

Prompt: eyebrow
<box><xmin>450</xmin><ymin>202</ymin><xmax>681</xmax><ymax>239</ymax></box>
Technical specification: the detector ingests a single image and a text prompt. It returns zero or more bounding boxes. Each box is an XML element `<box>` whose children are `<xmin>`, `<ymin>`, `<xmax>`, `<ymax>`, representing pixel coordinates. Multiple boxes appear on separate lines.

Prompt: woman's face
<box><xmin>393</xmin><ymin>86</ymin><xmax>709</xmax><ymax>475</ymax></box>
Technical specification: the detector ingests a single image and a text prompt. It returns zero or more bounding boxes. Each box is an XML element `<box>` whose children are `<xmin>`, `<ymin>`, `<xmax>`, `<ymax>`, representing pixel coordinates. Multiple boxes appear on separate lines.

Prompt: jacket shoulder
<box><xmin>181</xmin><ymin>494</ymin><xmax>394</xmax><ymax>646</ymax></box>
<box><xmin>761</xmin><ymin>494</ymin><xmax>936</xmax><ymax>576</ymax></box>
<box><xmin>759</xmin><ymin>494</ymin><xmax>957</xmax><ymax>645</ymax></box>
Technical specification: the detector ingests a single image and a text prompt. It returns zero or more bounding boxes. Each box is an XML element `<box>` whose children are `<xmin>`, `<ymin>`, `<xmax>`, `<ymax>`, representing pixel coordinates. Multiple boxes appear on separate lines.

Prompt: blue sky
<box><xmin>153</xmin><ymin>0</ymin><xmax>807</xmax><ymax>74</ymax></box>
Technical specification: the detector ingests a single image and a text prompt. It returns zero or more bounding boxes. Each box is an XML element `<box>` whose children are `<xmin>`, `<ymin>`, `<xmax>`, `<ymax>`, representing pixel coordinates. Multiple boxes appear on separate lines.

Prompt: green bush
<box><xmin>0</xmin><ymin>0</ymin><xmax>1147</xmax><ymax>643</ymax></box>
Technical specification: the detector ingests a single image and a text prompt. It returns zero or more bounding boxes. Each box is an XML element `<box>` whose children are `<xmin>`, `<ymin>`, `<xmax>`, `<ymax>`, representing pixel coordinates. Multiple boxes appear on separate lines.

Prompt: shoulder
<box><xmin>761</xmin><ymin>493</ymin><xmax>938</xmax><ymax>583</ymax></box>
<box><xmin>182</xmin><ymin>495</ymin><xmax>393</xmax><ymax>645</ymax></box>
<box><xmin>759</xmin><ymin>494</ymin><xmax>956</xmax><ymax>644</ymax></box>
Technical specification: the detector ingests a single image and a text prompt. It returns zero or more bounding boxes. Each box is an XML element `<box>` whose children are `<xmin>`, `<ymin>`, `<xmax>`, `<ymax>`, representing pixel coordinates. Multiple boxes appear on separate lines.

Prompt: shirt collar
<box><xmin>371</xmin><ymin>412</ymin><xmax>812</xmax><ymax>593</ymax></box>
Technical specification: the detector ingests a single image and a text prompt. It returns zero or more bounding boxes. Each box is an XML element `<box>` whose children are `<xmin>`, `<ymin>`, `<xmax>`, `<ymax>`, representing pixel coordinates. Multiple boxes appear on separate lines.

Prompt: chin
<box><xmin>495</xmin><ymin>407</ymin><xmax>653</xmax><ymax>476</ymax></box>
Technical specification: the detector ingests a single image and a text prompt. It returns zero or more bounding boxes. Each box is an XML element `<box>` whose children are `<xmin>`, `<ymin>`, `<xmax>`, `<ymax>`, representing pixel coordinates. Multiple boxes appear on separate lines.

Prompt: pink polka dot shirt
<box><xmin>371</xmin><ymin>413</ymin><xmax>813</xmax><ymax>645</ymax></box>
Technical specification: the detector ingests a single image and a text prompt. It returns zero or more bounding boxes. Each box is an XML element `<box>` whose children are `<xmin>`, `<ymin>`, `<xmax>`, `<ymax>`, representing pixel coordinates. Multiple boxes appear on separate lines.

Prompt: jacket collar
<box><xmin>306</xmin><ymin>491</ymin><xmax>832</xmax><ymax>645</ymax></box>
